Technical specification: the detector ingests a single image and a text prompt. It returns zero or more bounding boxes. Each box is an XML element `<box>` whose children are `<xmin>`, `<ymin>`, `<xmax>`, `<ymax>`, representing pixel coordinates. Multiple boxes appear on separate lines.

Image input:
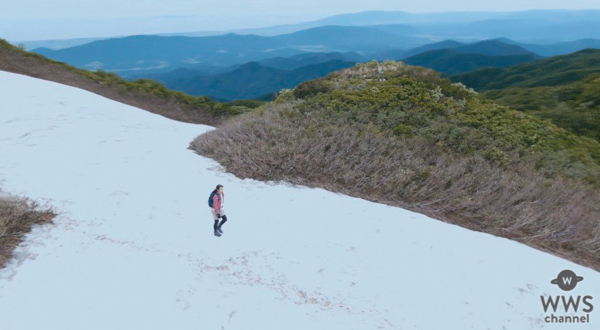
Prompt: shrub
<box><xmin>0</xmin><ymin>192</ymin><xmax>56</xmax><ymax>268</ymax></box>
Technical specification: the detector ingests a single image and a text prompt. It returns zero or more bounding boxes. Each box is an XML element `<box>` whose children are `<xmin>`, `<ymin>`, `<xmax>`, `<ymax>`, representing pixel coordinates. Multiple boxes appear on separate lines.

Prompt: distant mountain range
<box><xmin>23</xmin><ymin>25</ymin><xmax>600</xmax><ymax>101</ymax></box>
<box><xmin>270</xmin><ymin>25</ymin><xmax>424</xmax><ymax>52</ymax></box>
<box><xmin>146</xmin><ymin>59</ymin><xmax>356</xmax><ymax>100</ymax></box>
<box><xmin>400</xmin><ymin>40</ymin><xmax>465</xmax><ymax>58</ymax></box>
<box><xmin>370</xmin><ymin>40</ymin><xmax>542</xmax><ymax>75</ymax></box>
<box><xmin>420</xmin><ymin>18</ymin><xmax>600</xmax><ymax>44</ymax></box>
<box><xmin>30</xmin><ymin>25</ymin><xmax>600</xmax><ymax>77</ymax></box>
<box><xmin>133</xmin><ymin>38</ymin><xmax>544</xmax><ymax>99</ymax></box>
<box><xmin>397</xmin><ymin>38</ymin><xmax>599</xmax><ymax>58</ymax></box>
<box><xmin>17</xmin><ymin>9</ymin><xmax>600</xmax><ymax>51</ymax></box>
<box><xmin>402</xmin><ymin>49</ymin><xmax>540</xmax><ymax>75</ymax></box>
<box><xmin>32</xmin><ymin>34</ymin><xmax>301</xmax><ymax>72</ymax></box>
<box><xmin>255</xmin><ymin>51</ymin><xmax>365</xmax><ymax>70</ymax></box>
<box><xmin>492</xmin><ymin>37</ymin><xmax>600</xmax><ymax>56</ymax></box>
<box><xmin>122</xmin><ymin>38</ymin><xmax>600</xmax><ymax>99</ymax></box>
<box><xmin>124</xmin><ymin>51</ymin><xmax>364</xmax><ymax>80</ymax></box>
<box><xmin>30</xmin><ymin>26</ymin><xmax>429</xmax><ymax>72</ymax></box>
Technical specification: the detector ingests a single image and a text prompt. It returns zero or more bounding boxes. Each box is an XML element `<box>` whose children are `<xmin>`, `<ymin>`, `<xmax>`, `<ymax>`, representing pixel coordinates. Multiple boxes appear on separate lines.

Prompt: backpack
<box><xmin>208</xmin><ymin>191</ymin><xmax>217</xmax><ymax>207</ymax></box>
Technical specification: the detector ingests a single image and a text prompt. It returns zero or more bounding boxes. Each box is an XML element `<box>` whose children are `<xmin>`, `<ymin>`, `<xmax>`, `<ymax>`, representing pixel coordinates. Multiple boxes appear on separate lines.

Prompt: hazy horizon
<box><xmin>3</xmin><ymin>6</ymin><xmax>600</xmax><ymax>42</ymax></box>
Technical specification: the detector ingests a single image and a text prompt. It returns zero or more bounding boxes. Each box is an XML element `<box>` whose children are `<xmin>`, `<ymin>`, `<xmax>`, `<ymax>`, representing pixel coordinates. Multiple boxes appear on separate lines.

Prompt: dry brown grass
<box><xmin>0</xmin><ymin>193</ymin><xmax>56</xmax><ymax>268</ymax></box>
<box><xmin>190</xmin><ymin>101</ymin><xmax>600</xmax><ymax>271</ymax></box>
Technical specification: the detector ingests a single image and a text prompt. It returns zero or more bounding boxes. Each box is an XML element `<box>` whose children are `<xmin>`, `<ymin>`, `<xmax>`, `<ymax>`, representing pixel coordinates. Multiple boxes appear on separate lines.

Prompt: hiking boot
<box><xmin>214</xmin><ymin>229</ymin><xmax>221</xmax><ymax>237</ymax></box>
<box><xmin>217</xmin><ymin>227</ymin><xmax>224</xmax><ymax>234</ymax></box>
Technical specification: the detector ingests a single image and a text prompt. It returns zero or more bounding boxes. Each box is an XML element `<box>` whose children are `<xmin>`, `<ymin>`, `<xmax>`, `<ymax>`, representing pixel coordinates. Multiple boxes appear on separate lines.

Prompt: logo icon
<box><xmin>551</xmin><ymin>270</ymin><xmax>584</xmax><ymax>291</ymax></box>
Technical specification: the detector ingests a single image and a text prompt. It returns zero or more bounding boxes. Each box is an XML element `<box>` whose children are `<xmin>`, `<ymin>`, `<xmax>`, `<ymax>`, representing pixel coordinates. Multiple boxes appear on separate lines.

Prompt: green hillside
<box><xmin>483</xmin><ymin>74</ymin><xmax>600</xmax><ymax>141</ymax></box>
<box><xmin>451</xmin><ymin>48</ymin><xmax>600</xmax><ymax>90</ymax></box>
<box><xmin>451</xmin><ymin>49</ymin><xmax>600</xmax><ymax>141</ymax></box>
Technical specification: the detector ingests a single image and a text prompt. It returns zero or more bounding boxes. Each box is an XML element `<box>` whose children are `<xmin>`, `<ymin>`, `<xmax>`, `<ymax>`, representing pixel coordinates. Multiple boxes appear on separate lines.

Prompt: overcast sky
<box><xmin>3</xmin><ymin>0</ymin><xmax>600</xmax><ymax>41</ymax></box>
<box><xmin>4</xmin><ymin>0</ymin><xmax>600</xmax><ymax>18</ymax></box>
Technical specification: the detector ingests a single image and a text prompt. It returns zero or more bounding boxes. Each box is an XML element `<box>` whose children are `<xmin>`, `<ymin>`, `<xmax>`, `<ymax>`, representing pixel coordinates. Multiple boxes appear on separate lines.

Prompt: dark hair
<box><xmin>216</xmin><ymin>184</ymin><xmax>223</xmax><ymax>190</ymax></box>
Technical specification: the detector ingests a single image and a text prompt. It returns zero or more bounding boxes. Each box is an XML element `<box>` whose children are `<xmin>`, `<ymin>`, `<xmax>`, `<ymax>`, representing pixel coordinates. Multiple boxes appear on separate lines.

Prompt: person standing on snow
<box><xmin>209</xmin><ymin>184</ymin><xmax>227</xmax><ymax>237</ymax></box>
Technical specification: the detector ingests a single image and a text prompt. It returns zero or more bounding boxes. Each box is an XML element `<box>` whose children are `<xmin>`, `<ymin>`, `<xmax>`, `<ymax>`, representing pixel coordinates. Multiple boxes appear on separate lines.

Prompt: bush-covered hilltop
<box><xmin>192</xmin><ymin>61</ymin><xmax>600</xmax><ymax>271</ymax></box>
<box><xmin>287</xmin><ymin>61</ymin><xmax>600</xmax><ymax>184</ymax></box>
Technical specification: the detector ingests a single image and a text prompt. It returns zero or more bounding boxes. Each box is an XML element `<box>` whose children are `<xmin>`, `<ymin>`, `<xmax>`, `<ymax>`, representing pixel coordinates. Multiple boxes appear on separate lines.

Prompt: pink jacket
<box><xmin>212</xmin><ymin>192</ymin><xmax>224</xmax><ymax>213</ymax></box>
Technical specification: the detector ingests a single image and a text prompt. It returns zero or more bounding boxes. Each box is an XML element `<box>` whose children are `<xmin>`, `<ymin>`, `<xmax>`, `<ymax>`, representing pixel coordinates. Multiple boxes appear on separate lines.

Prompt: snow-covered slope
<box><xmin>0</xmin><ymin>70</ymin><xmax>598</xmax><ymax>330</ymax></box>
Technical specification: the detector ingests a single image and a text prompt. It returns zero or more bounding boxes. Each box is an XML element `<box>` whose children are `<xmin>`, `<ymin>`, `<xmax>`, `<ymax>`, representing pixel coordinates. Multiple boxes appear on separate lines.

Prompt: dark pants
<box><xmin>214</xmin><ymin>215</ymin><xmax>227</xmax><ymax>231</ymax></box>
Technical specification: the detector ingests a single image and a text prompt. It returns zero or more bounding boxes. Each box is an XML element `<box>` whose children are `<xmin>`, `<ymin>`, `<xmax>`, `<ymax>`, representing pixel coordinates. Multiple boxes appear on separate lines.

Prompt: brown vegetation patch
<box><xmin>0</xmin><ymin>193</ymin><xmax>56</xmax><ymax>268</ymax></box>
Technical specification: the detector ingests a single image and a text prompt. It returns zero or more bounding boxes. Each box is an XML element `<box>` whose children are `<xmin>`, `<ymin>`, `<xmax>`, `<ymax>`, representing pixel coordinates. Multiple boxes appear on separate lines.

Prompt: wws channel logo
<box><xmin>541</xmin><ymin>269</ymin><xmax>594</xmax><ymax>324</ymax></box>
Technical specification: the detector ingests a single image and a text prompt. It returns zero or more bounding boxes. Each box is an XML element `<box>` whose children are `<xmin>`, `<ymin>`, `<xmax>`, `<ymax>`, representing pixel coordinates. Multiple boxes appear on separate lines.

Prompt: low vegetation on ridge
<box><xmin>0</xmin><ymin>39</ymin><xmax>257</xmax><ymax>125</ymax></box>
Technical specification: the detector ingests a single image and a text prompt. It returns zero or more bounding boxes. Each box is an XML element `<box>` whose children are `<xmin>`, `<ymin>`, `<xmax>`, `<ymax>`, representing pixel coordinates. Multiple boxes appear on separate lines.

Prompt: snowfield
<box><xmin>0</xmin><ymin>70</ymin><xmax>598</xmax><ymax>329</ymax></box>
